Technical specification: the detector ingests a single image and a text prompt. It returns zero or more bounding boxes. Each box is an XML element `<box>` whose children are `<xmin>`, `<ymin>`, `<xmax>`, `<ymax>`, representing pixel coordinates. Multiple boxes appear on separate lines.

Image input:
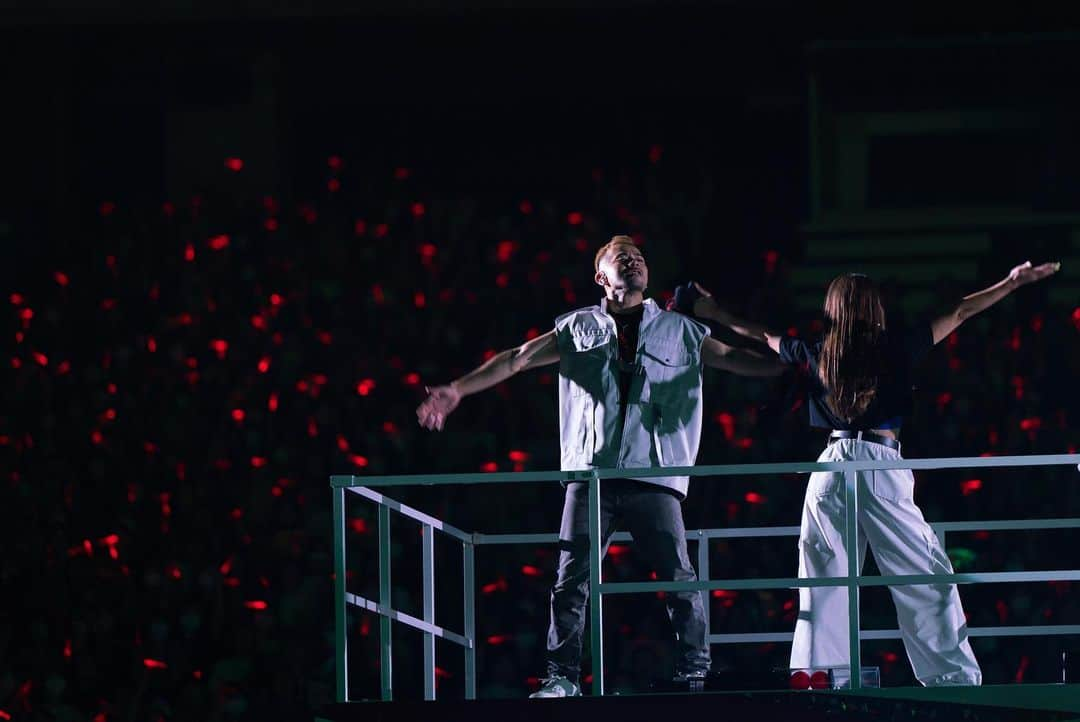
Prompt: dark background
<box><xmin>2</xmin><ymin>2</ymin><xmax>1079</xmax><ymax>720</ymax></box>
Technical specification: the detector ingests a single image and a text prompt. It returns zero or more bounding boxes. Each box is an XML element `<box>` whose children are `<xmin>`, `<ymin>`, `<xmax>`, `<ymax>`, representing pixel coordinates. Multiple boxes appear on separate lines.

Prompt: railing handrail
<box><xmin>332</xmin><ymin>452</ymin><xmax>1080</xmax><ymax>488</ymax></box>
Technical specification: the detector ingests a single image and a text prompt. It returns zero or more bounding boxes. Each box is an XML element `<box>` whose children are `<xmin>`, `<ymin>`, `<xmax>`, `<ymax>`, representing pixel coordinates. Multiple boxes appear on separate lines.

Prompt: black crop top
<box><xmin>778</xmin><ymin>322</ymin><xmax>934</xmax><ymax>430</ymax></box>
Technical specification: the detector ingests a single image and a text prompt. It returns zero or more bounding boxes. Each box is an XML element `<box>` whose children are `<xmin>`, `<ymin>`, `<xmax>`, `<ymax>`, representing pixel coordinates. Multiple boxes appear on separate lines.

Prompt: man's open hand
<box><xmin>416</xmin><ymin>384</ymin><xmax>462</xmax><ymax>431</ymax></box>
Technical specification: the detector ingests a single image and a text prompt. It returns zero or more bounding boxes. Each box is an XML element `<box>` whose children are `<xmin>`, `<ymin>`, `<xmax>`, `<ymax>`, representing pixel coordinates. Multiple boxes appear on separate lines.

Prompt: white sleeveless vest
<box><xmin>554</xmin><ymin>297</ymin><xmax>709</xmax><ymax>498</ymax></box>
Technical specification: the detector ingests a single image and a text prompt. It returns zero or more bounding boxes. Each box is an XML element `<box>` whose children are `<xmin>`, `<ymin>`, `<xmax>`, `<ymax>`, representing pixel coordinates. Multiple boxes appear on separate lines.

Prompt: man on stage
<box><xmin>417</xmin><ymin>235</ymin><xmax>783</xmax><ymax>696</ymax></box>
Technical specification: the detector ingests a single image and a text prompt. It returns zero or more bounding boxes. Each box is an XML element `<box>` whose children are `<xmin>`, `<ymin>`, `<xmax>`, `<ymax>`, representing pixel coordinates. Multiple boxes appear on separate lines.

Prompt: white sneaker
<box><xmin>529</xmin><ymin>675</ymin><xmax>581</xmax><ymax>698</ymax></box>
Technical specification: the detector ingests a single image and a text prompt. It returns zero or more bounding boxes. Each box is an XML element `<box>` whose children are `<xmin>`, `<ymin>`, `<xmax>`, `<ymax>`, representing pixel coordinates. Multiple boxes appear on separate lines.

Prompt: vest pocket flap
<box><xmin>569</xmin><ymin>331</ymin><xmax>612</xmax><ymax>353</ymax></box>
<box><xmin>642</xmin><ymin>342</ymin><xmax>691</xmax><ymax>366</ymax></box>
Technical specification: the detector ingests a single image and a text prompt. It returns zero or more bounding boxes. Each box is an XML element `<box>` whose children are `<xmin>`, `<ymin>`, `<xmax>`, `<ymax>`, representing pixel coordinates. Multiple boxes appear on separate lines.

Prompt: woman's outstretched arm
<box><xmin>930</xmin><ymin>261</ymin><xmax>1059</xmax><ymax>345</ymax></box>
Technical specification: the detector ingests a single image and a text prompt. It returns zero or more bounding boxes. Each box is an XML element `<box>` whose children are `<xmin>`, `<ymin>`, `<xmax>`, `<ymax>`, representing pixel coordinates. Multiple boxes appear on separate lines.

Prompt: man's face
<box><xmin>596</xmin><ymin>244</ymin><xmax>648</xmax><ymax>293</ymax></box>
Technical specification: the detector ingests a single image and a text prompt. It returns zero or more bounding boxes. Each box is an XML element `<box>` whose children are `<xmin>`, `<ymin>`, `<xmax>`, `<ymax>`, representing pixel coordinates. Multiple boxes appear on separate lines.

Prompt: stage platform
<box><xmin>316</xmin><ymin>684</ymin><xmax>1080</xmax><ymax>722</ymax></box>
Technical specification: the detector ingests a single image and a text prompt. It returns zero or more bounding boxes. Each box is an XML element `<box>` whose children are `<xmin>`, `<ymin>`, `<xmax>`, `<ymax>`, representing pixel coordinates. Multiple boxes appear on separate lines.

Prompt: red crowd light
<box><xmin>714</xmin><ymin>411</ymin><xmax>735</xmax><ymax>441</ymax></box>
<box><xmin>481</xmin><ymin>578</ymin><xmax>508</xmax><ymax>594</ymax></box>
<box><xmin>1019</xmin><ymin>417</ymin><xmax>1042</xmax><ymax>432</ymax></box>
<box><xmin>496</xmin><ymin>240</ymin><xmax>517</xmax><ymax>263</ymax></box>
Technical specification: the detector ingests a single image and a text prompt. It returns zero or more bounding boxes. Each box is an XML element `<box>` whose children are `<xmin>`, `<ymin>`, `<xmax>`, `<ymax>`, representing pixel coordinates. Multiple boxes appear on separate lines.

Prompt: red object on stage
<box><xmin>789</xmin><ymin>671</ymin><xmax>810</xmax><ymax>689</ymax></box>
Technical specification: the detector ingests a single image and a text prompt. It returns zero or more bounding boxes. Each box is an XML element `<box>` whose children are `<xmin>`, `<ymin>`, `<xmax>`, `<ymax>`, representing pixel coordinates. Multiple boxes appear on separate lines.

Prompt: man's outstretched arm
<box><xmin>701</xmin><ymin>337</ymin><xmax>786</xmax><ymax>377</ymax></box>
<box><xmin>417</xmin><ymin>330</ymin><xmax>560</xmax><ymax>430</ymax></box>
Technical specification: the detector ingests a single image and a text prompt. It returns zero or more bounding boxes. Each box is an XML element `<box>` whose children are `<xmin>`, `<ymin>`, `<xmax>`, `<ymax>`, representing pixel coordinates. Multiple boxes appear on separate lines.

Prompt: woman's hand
<box><xmin>1008</xmin><ymin>260</ymin><xmax>1060</xmax><ymax>288</ymax></box>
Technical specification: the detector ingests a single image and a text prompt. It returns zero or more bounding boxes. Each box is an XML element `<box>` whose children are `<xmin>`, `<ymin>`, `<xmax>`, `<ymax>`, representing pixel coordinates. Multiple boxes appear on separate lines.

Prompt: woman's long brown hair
<box><xmin>818</xmin><ymin>274</ymin><xmax>887</xmax><ymax>422</ymax></box>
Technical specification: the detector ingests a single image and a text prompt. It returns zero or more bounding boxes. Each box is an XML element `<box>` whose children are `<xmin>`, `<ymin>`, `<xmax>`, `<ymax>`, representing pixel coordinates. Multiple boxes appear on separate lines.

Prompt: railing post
<box><xmin>587</xmin><ymin>471</ymin><xmax>605</xmax><ymax>696</ymax></box>
<box><xmin>378</xmin><ymin>504</ymin><xmax>393</xmax><ymax>700</ymax></box>
<box><xmin>332</xmin><ymin>486</ymin><xmax>349</xmax><ymax>702</ymax></box>
<box><xmin>463</xmin><ymin>540</ymin><xmax>477</xmax><ymax>700</ymax></box>
<box><xmin>844</xmin><ymin>468</ymin><xmax>862</xmax><ymax>690</ymax></box>
<box><xmin>697</xmin><ymin>530</ymin><xmax>710</xmax><ymax>632</ymax></box>
<box><xmin>422</xmin><ymin>523</ymin><xmax>436</xmax><ymax>700</ymax></box>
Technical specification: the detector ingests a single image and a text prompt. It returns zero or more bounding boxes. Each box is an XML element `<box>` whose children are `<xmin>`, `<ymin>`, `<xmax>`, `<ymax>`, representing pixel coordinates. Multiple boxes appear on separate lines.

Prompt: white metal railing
<box><xmin>330</xmin><ymin>453</ymin><xmax>1080</xmax><ymax>701</ymax></box>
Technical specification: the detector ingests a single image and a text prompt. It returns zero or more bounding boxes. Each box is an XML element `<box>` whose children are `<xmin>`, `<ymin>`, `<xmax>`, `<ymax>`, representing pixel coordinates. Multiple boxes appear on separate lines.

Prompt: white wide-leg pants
<box><xmin>789</xmin><ymin>438</ymin><xmax>982</xmax><ymax>686</ymax></box>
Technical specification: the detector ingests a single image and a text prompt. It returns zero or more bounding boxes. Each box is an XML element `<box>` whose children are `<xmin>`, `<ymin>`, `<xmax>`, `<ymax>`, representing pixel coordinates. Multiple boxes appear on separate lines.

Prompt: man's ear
<box><xmin>594</xmin><ymin>270</ymin><xmax>607</xmax><ymax>288</ymax></box>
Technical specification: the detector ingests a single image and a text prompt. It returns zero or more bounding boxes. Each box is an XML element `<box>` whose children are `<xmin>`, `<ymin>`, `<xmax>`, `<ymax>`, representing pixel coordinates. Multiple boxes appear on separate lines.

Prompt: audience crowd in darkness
<box><xmin>3</xmin><ymin>143</ymin><xmax>1079</xmax><ymax>720</ymax></box>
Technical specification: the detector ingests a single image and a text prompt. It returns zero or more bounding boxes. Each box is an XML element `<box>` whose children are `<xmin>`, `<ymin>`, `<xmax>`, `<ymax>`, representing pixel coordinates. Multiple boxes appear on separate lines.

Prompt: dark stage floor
<box><xmin>316</xmin><ymin>684</ymin><xmax>1080</xmax><ymax>722</ymax></box>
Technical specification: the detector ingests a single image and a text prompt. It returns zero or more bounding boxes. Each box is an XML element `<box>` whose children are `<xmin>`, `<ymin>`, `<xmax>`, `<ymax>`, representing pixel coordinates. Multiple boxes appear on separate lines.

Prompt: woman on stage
<box><xmin>771</xmin><ymin>262</ymin><xmax>1058</xmax><ymax>685</ymax></box>
<box><xmin>681</xmin><ymin>260</ymin><xmax>1057</xmax><ymax>685</ymax></box>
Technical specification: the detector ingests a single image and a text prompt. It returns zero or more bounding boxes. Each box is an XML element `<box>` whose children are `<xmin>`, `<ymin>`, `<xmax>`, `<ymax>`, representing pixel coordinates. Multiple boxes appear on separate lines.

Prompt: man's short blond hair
<box><xmin>594</xmin><ymin>235</ymin><xmax>637</xmax><ymax>271</ymax></box>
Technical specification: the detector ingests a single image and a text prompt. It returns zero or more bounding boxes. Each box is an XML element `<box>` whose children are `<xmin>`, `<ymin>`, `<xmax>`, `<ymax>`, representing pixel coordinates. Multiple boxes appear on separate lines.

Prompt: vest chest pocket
<box><xmin>564</xmin><ymin>332</ymin><xmax>612</xmax><ymax>397</ymax></box>
<box><xmin>640</xmin><ymin>341</ymin><xmax>694</xmax><ymax>401</ymax></box>
<box><xmin>569</xmin><ymin>331</ymin><xmax>612</xmax><ymax>353</ymax></box>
